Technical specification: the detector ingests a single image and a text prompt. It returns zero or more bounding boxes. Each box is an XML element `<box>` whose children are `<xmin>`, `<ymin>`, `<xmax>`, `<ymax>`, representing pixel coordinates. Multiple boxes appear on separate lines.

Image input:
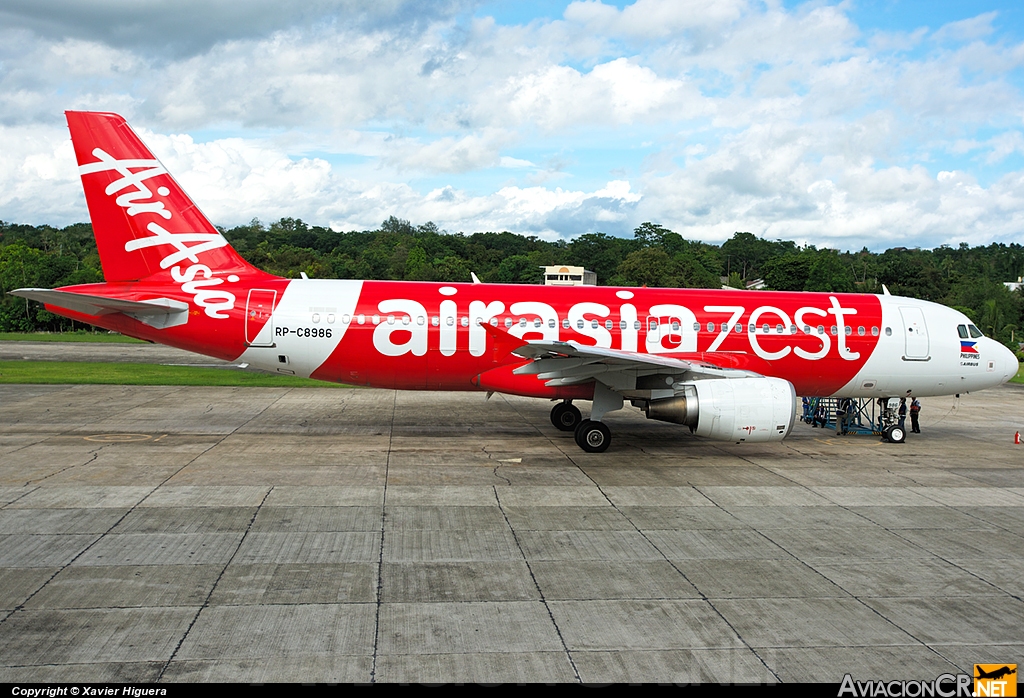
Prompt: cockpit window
<box><xmin>957</xmin><ymin>325</ymin><xmax>969</xmax><ymax>339</ymax></box>
<box><xmin>968</xmin><ymin>324</ymin><xmax>984</xmax><ymax>338</ymax></box>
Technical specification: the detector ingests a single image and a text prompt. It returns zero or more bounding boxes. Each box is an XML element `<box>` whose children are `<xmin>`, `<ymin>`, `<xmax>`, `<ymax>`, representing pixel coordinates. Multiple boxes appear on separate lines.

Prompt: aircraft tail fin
<box><xmin>65</xmin><ymin>111</ymin><xmax>265</xmax><ymax>283</ymax></box>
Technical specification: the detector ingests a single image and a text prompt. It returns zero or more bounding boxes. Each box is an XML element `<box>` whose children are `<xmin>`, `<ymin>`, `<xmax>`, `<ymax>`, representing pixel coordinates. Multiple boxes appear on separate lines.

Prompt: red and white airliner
<box><xmin>13</xmin><ymin>112</ymin><xmax>1019</xmax><ymax>451</ymax></box>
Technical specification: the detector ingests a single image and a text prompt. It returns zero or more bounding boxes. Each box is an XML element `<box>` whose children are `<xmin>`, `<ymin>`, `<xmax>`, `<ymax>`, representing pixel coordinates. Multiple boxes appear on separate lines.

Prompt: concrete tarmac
<box><xmin>1</xmin><ymin>380</ymin><xmax>1023</xmax><ymax>683</ymax></box>
<box><xmin>0</xmin><ymin>340</ymin><xmax>234</xmax><ymax>366</ymax></box>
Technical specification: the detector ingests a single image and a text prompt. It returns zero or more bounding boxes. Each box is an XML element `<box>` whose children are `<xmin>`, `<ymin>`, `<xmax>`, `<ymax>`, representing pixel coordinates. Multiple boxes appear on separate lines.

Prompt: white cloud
<box><xmin>2</xmin><ymin>1</ymin><xmax>1024</xmax><ymax>251</ymax></box>
<box><xmin>564</xmin><ymin>0</ymin><xmax>747</xmax><ymax>39</ymax></box>
<box><xmin>0</xmin><ymin>0</ymin><xmax>468</xmax><ymax>55</ymax></box>
<box><xmin>931</xmin><ymin>12</ymin><xmax>998</xmax><ymax>43</ymax></box>
<box><xmin>0</xmin><ymin>124</ymin><xmax>82</xmax><ymax>223</ymax></box>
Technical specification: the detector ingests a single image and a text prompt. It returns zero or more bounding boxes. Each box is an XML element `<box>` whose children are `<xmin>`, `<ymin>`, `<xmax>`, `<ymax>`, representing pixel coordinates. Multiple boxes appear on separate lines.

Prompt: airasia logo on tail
<box><xmin>80</xmin><ymin>148</ymin><xmax>237</xmax><ymax>319</ymax></box>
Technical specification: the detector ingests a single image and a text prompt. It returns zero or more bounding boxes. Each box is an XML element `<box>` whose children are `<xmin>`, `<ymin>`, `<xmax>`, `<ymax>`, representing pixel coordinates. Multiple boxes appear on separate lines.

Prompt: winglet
<box><xmin>471</xmin><ymin>272</ymin><xmax>482</xmax><ymax>284</ymax></box>
<box><xmin>882</xmin><ymin>284</ymin><xmax>891</xmax><ymax>296</ymax></box>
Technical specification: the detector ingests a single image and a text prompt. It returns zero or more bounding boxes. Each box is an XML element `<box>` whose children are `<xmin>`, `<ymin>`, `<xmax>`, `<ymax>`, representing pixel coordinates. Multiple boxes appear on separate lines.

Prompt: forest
<box><xmin>2</xmin><ymin>217</ymin><xmax>1022</xmax><ymax>351</ymax></box>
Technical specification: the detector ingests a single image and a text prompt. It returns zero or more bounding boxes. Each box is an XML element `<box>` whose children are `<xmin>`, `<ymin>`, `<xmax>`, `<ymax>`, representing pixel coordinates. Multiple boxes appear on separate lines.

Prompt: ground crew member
<box><xmin>910</xmin><ymin>398</ymin><xmax>921</xmax><ymax>433</ymax></box>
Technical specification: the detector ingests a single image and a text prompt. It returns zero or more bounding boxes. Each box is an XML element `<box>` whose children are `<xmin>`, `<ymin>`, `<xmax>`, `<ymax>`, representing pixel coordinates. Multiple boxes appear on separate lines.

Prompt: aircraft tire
<box><xmin>574</xmin><ymin>420</ymin><xmax>611</xmax><ymax>453</ymax></box>
<box><xmin>885</xmin><ymin>425</ymin><xmax>906</xmax><ymax>443</ymax></box>
<box><xmin>551</xmin><ymin>402</ymin><xmax>582</xmax><ymax>431</ymax></box>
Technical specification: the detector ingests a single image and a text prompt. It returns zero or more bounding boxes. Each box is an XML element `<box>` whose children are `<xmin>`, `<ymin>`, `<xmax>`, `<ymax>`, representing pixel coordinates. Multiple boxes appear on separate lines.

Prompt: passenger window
<box><xmin>693</xmin><ymin>322</ymin><xmax>701</xmax><ymax>332</ymax></box>
<box><xmin>591</xmin><ymin>319</ymin><xmax>599</xmax><ymax>329</ymax></box>
<box><xmin>563</xmin><ymin>319</ymin><xmax>571</xmax><ymax>329</ymax></box>
<box><xmin>505</xmin><ymin>318</ymin><xmax>512</xmax><ymax>327</ymax></box>
<box><xmin>577</xmin><ymin>319</ymin><xmax>584</xmax><ymax>330</ymax></box>
<box><xmin>431</xmin><ymin>316</ymin><xmax>439</xmax><ymax>326</ymax></box>
<box><xmin>634</xmin><ymin>321</ymin><xmax>641</xmax><ymax>330</ymax></box>
<box><xmin>534</xmin><ymin>319</ymin><xmax>542</xmax><ymax>328</ymax></box>
<box><xmin>708</xmin><ymin>322</ymin><xmax>715</xmax><ymax>332</ymax></box>
<box><xmin>549</xmin><ymin>319</ymin><xmax>556</xmax><ymax>328</ymax></box>
<box><xmin>446</xmin><ymin>317</ymin><xmax>454</xmax><ymax>326</ymax></box>
<box><xmin>605</xmin><ymin>319</ymin><xmax>613</xmax><ymax>330</ymax></box>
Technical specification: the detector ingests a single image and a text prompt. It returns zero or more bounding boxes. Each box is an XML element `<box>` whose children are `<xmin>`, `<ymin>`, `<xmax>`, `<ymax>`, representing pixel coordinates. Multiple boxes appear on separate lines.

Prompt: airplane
<box><xmin>11</xmin><ymin>111</ymin><xmax>1019</xmax><ymax>452</ymax></box>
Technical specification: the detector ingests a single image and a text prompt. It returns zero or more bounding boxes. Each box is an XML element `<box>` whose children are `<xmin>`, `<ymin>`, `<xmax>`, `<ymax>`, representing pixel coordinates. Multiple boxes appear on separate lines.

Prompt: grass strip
<box><xmin>0</xmin><ymin>332</ymin><xmax>145</xmax><ymax>343</ymax></box>
<box><xmin>1012</xmin><ymin>364</ymin><xmax>1024</xmax><ymax>384</ymax></box>
<box><xmin>0</xmin><ymin>361</ymin><xmax>346</xmax><ymax>388</ymax></box>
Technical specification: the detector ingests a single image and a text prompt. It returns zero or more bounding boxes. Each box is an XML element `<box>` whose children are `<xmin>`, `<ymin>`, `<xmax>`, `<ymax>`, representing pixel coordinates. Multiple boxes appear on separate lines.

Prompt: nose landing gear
<box><xmin>884</xmin><ymin>425</ymin><xmax>906</xmax><ymax>443</ymax></box>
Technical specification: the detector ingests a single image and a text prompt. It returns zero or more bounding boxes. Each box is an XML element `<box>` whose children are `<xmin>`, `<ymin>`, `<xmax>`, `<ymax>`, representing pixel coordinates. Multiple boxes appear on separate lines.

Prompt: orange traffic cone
<box><xmin>1016</xmin><ymin>431</ymin><xmax>1021</xmax><ymax>445</ymax></box>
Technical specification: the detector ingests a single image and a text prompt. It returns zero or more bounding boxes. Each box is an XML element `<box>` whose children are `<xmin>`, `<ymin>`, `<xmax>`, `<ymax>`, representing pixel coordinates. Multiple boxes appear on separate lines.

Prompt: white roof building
<box><xmin>542</xmin><ymin>265</ymin><xmax>597</xmax><ymax>286</ymax></box>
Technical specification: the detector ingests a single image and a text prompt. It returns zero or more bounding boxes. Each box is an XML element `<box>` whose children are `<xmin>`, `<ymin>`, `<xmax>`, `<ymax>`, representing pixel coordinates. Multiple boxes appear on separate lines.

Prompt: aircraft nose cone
<box><xmin>1000</xmin><ymin>342</ymin><xmax>1019</xmax><ymax>384</ymax></box>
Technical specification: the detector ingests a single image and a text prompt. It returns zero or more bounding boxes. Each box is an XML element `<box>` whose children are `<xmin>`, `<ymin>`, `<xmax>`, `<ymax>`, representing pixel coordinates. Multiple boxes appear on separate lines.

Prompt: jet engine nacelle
<box><xmin>641</xmin><ymin>376</ymin><xmax>797</xmax><ymax>443</ymax></box>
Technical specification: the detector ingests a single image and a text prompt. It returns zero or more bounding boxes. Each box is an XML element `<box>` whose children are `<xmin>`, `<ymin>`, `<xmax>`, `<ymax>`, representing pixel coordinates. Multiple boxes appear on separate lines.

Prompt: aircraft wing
<box><xmin>512</xmin><ymin>339</ymin><xmax>759</xmax><ymax>390</ymax></box>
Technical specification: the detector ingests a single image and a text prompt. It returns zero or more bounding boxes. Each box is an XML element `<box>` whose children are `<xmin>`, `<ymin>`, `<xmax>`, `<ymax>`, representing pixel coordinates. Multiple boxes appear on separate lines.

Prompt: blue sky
<box><xmin>2</xmin><ymin>0</ymin><xmax>1024</xmax><ymax>250</ymax></box>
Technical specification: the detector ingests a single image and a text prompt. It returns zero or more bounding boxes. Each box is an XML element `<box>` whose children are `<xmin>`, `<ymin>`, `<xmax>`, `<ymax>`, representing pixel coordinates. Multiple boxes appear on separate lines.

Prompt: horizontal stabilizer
<box><xmin>11</xmin><ymin>288</ymin><xmax>189</xmax><ymax>329</ymax></box>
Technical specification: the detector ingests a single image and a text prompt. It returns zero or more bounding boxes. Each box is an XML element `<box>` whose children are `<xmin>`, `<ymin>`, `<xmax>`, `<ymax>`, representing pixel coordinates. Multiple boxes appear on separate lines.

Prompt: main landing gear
<box><xmin>550</xmin><ymin>401</ymin><xmax>582</xmax><ymax>432</ymax></box>
<box><xmin>550</xmin><ymin>401</ymin><xmax>612</xmax><ymax>452</ymax></box>
<box><xmin>574</xmin><ymin>420</ymin><xmax>611</xmax><ymax>453</ymax></box>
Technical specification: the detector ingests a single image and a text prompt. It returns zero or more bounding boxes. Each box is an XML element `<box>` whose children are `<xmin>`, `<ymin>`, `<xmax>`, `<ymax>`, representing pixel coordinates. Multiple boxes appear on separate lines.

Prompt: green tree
<box><xmin>433</xmin><ymin>256</ymin><xmax>472</xmax><ymax>283</ymax></box>
<box><xmin>493</xmin><ymin>255</ymin><xmax>540</xmax><ymax>284</ymax></box>
<box><xmin>405</xmin><ymin>247</ymin><xmax>434</xmax><ymax>281</ymax></box>
<box><xmin>763</xmin><ymin>255</ymin><xmax>812</xmax><ymax>291</ymax></box>
<box><xmin>633</xmin><ymin>222</ymin><xmax>672</xmax><ymax>248</ymax></box>
<box><xmin>804</xmin><ymin>250</ymin><xmax>855</xmax><ymax>293</ymax></box>
<box><xmin>615</xmin><ymin>248</ymin><xmax>679</xmax><ymax>287</ymax></box>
